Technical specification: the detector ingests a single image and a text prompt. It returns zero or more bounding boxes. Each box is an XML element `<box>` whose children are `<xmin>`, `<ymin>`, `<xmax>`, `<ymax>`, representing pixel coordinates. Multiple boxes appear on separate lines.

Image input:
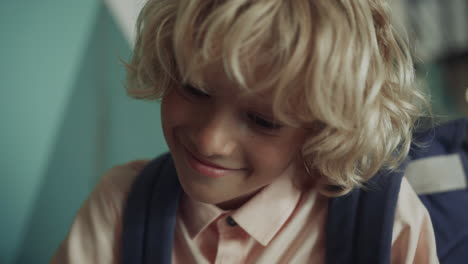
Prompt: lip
<box><xmin>183</xmin><ymin>147</ymin><xmax>241</xmax><ymax>178</ymax></box>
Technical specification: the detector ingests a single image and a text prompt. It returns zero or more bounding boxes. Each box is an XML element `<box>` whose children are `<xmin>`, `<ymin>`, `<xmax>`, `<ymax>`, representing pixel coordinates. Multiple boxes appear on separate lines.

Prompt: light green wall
<box><xmin>0</xmin><ymin>1</ymin><xmax>100</xmax><ymax>263</ymax></box>
<box><xmin>0</xmin><ymin>1</ymin><xmax>166</xmax><ymax>263</ymax></box>
<box><xmin>418</xmin><ymin>63</ymin><xmax>463</xmax><ymax>120</ymax></box>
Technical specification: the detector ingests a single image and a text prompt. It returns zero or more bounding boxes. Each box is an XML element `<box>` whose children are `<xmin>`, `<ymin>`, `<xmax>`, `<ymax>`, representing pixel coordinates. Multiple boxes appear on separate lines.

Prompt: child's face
<box><xmin>161</xmin><ymin>65</ymin><xmax>308</xmax><ymax>210</ymax></box>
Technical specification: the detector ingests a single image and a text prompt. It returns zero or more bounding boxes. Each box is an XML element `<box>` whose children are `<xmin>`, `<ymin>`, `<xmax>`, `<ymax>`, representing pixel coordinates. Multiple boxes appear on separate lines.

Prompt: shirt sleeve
<box><xmin>50</xmin><ymin>160</ymin><xmax>150</xmax><ymax>264</ymax></box>
<box><xmin>391</xmin><ymin>177</ymin><xmax>439</xmax><ymax>264</ymax></box>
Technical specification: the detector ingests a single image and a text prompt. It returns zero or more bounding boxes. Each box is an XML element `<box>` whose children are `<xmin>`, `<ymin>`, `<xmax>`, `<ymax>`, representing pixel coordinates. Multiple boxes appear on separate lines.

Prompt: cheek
<box><xmin>248</xmin><ymin>135</ymin><xmax>305</xmax><ymax>176</ymax></box>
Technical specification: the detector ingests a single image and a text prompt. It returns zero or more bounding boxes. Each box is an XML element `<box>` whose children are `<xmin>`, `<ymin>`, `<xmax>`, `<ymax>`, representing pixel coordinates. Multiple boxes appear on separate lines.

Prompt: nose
<box><xmin>190</xmin><ymin>111</ymin><xmax>238</xmax><ymax>158</ymax></box>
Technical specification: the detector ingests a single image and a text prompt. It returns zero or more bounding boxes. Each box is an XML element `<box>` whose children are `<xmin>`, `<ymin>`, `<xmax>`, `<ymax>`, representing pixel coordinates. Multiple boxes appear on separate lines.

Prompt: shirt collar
<box><xmin>232</xmin><ymin>171</ymin><xmax>302</xmax><ymax>246</ymax></box>
<box><xmin>180</xmin><ymin>193</ymin><xmax>225</xmax><ymax>240</ymax></box>
<box><xmin>180</xmin><ymin>169</ymin><xmax>303</xmax><ymax>246</ymax></box>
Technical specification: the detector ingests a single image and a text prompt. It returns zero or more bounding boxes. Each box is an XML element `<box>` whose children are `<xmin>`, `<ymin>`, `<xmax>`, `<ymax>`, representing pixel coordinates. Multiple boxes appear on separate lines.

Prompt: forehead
<box><xmin>188</xmin><ymin>60</ymin><xmax>276</xmax><ymax>103</ymax></box>
<box><xmin>187</xmin><ymin>58</ymin><xmax>275</xmax><ymax>93</ymax></box>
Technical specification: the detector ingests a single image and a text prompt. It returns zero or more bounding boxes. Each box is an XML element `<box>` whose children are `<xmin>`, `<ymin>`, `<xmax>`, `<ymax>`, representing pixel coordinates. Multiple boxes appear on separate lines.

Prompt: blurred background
<box><xmin>0</xmin><ymin>0</ymin><xmax>466</xmax><ymax>263</ymax></box>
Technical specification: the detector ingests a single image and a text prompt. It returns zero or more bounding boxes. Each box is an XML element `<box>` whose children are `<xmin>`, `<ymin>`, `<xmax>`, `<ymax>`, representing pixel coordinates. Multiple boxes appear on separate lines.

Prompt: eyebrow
<box><xmin>187</xmin><ymin>74</ymin><xmax>275</xmax><ymax>111</ymax></box>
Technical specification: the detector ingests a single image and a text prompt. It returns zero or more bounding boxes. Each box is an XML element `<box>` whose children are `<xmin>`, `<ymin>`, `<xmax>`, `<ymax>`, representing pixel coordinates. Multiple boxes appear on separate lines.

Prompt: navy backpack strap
<box><xmin>326</xmin><ymin>165</ymin><xmax>405</xmax><ymax>264</ymax></box>
<box><xmin>121</xmin><ymin>153</ymin><xmax>181</xmax><ymax>264</ymax></box>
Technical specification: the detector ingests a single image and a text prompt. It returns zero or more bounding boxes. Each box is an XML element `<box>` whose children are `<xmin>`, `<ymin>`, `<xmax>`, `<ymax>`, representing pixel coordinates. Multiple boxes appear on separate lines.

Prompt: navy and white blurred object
<box><xmin>391</xmin><ymin>0</ymin><xmax>468</xmax><ymax>61</ymax></box>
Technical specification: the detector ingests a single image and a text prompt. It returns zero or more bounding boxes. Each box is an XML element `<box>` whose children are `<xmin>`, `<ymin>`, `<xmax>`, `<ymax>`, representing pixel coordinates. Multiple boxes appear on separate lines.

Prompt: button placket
<box><xmin>215</xmin><ymin>215</ymin><xmax>246</xmax><ymax>264</ymax></box>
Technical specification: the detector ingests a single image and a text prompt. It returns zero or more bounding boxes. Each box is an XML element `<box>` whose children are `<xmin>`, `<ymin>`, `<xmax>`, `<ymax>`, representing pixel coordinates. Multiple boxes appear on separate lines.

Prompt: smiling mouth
<box><xmin>182</xmin><ymin>147</ymin><xmax>243</xmax><ymax>178</ymax></box>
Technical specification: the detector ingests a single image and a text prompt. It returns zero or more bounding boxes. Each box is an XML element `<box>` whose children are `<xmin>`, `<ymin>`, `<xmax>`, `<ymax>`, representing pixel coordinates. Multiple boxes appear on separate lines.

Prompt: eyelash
<box><xmin>180</xmin><ymin>83</ymin><xmax>282</xmax><ymax>131</ymax></box>
<box><xmin>182</xmin><ymin>83</ymin><xmax>210</xmax><ymax>98</ymax></box>
<box><xmin>247</xmin><ymin>113</ymin><xmax>281</xmax><ymax>130</ymax></box>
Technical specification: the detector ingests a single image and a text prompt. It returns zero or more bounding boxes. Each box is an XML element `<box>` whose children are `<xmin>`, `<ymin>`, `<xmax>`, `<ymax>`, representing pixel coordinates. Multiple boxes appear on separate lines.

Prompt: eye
<box><xmin>247</xmin><ymin>113</ymin><xmax>282</xmax><ymax>130</ymax></box>
<box><xmin>182</xmin><ymin>83</ymin><xmax>210</xmax><ymax>98</ymax></box>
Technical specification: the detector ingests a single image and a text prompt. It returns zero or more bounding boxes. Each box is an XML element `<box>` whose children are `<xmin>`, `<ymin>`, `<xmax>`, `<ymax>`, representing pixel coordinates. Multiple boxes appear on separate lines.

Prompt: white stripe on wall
<box><xmin>103</xmin><ymin>0</ymin><xmax>148</xmax><ymax>47</ymax></box>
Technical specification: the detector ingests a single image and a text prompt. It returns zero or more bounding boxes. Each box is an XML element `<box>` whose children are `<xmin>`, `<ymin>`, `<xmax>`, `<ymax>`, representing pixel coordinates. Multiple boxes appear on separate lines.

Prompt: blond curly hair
<box><xmin>125</xmin><ymin>0</ymin><xmax>430</xmax><ymax>196</ymax></box>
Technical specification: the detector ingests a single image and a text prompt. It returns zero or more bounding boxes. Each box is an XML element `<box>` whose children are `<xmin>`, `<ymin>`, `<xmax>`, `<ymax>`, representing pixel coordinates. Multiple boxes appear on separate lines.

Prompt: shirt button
<box><xmin>226</xmin><ymin>216</ymin><xmax>237</xmax><ymax>227</ymax></box>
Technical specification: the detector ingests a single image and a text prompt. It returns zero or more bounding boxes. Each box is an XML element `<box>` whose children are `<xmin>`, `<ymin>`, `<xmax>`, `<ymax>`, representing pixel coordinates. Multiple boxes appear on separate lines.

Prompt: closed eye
<box><xmin>182</xmin><ymin>83</ymin><xmax>210</xmax><ymax>98</ymax></box>
<box><xmin>247</xmin><ymin>113</ymin><xmax>282</xmax><ymax>130</ymax></box>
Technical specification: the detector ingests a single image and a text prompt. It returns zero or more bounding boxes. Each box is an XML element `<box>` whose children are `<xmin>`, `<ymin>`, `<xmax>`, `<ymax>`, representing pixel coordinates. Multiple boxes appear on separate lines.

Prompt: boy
<box><xmin>52</xmin><ymin>0</ymin><xmax>439</xmax><ymax>263</ymax></box>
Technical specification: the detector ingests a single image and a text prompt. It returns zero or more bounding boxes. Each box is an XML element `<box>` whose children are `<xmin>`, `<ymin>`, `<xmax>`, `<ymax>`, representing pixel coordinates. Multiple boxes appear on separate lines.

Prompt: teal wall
<box><xmin>418</xmin><ymin>63</ymin><xmax>464</xmax><ymax>120</ymax></box>
<box><xmin>0</xmin><ymin>1</ymin><xmax>166</xmax><ymax>263</ymax></box>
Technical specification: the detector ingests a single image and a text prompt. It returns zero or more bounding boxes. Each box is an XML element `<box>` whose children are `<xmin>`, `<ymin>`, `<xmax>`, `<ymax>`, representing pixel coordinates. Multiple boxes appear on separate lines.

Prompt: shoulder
<box><xmin>97</xmin><ymin>159</ymin><xmax>151</xmax><ymax>197</ymax></box>
<box><xmin>83</xmin><ymin>159</ymin><xmax>152</xmax><ymax>212</ymax></box>
<box><xmin>391</xmin><ymin>177</ymin><xmax>439</xmax><ymax>263</ymax></box>
<box><xmin>91</xmin><ymin>159</ymin><xmax>153</xmax><ymax>220</ymax></box>
<box><xmin>95</xmin><ymin>153</ymin><xmax>173</xmax><ymax>211</ymax></box>
<box><xmin>50</xmin><ymin>159</ymin><xmax>151</xmax><ymax>264</ymax></box>
<box><xmin>393</xmin><ymin>177</ymin><xmax>429</xmax><ymax>228</ymax></box>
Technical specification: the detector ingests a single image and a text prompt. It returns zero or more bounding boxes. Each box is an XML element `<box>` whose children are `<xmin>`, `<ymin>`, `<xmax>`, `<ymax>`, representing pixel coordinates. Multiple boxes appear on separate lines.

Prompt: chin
<box><xmin>179</xmin><ymin>181</ymin><xmax>224</xmax><ymax>205</ymax></box>
<box><xmin>173</xmin><ymin>167</ymin><xmax>221</xmax><ymax>205</ymax></box>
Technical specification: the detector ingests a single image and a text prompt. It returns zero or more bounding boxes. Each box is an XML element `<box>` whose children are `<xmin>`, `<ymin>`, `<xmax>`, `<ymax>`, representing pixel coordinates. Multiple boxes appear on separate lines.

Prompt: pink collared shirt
<box><xmin>51</xmin><ymin>160</ymin><xmax>439</xmax><ymax>263</ymax></box>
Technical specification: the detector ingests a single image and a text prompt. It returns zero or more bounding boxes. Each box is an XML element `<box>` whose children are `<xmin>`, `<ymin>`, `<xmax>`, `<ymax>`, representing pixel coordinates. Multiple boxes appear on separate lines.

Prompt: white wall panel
<box><xmin>103</xmin><ymin>0</ymin><xmax>148</xmax><ymax>46</ymax></box>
